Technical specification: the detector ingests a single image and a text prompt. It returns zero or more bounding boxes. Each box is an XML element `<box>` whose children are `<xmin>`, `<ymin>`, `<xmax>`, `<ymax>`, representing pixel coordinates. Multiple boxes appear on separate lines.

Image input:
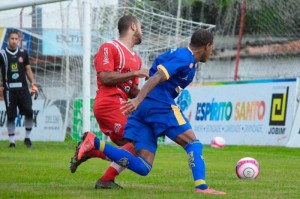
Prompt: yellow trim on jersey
<box><xmin>100</xmin><ymin>141</ymin><xmax>105</xmax><ymax>152</ymax></box>
<box><xmin>171</xmin><ymin>105</ymin><xmax>186</xmax><ymax>125</ymax></box>
<box><xmin>157</xmin><ymin>64</ymin><xmax>170</xmax><ymax>80</ymax></box>
<box><xmin>195</xmin><ymin>179</ymin><xmax>206</xmax><ymax>187</ymax></box>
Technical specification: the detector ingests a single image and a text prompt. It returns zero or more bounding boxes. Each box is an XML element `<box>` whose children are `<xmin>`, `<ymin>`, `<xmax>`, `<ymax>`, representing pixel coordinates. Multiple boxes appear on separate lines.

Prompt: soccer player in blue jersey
<box><xmin>75</xmin><ymin>29</ymin><xmax>225</xmax><ymax>194</ymax></box>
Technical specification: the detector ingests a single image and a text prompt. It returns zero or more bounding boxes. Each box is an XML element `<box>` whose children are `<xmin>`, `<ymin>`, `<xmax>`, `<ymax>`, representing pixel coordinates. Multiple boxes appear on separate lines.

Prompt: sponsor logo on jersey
<box><xmin>114</xmin><ymin>123</ymin><xmax>122</xmax><ymax>133</ymax></box>
<box><xmin>124</xmin><ymin>86</ymin><xmax>131</xmax><ymax>93</ymax></box>
<box><xmin>11</xmin><ymin>63</ymin><xmax>18</xmax><ymax>71</ymax></box>
<box><xmin>12</xmin><ymin>73</ymin><xmax>19</xmax><ymax>79</ymax></box>
<box><xmin>103</xmin><ymin>48</ymin><xmax>109</xmax><ymax>64</ymax></box>
<box><xmin>18</xmin><ymin>57</ymin><xmax>23</xmax><ymax>63</ymax></box>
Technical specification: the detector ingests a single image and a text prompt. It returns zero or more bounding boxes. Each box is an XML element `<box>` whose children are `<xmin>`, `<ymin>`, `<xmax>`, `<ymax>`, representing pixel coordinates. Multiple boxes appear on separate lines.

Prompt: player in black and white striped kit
<box><xmin>0</xmin><ymin>30</ymin><xmax>38</xmax><ymax>148</ymax></box>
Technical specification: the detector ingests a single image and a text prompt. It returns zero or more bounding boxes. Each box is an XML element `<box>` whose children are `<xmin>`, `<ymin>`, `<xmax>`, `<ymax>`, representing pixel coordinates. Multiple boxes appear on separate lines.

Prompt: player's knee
<box><xmin>184</xmin><ymin>140</ymin><xmax>203</xmax><ymax>153</ymax></box>
<box><xmin>7</xmin><ymin>117</ymin><xmax>15</xmax><ymax>123</ymax></box>
<box><xmin>25</xmin><ymin>112</ymin><xmax>33</xmax><ymax>119</ymax></box>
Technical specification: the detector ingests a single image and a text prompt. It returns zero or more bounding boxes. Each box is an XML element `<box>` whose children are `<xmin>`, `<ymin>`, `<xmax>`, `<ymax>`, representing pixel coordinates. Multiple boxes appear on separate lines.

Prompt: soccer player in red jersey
<box><xmin>70</xmin><ymin>15</ymin><xmax>149</xmax><ymax>189</ymax></box>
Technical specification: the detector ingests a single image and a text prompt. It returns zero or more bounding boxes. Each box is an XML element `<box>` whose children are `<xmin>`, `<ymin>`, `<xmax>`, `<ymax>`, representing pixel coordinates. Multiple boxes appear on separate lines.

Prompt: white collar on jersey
<box><xmin>6</xmin><ymin>47</ymin><xmax>19</xmax><ymax>55</ymax></box>
<box><xmin>187</xmin><ymin>47</ymin><xmax>193</xmax><ymax>55</ymax></box>
<box><xmin>116</xmin><ymin>39</ymin><xmax>136</xmax><ymax>56</ymax></box>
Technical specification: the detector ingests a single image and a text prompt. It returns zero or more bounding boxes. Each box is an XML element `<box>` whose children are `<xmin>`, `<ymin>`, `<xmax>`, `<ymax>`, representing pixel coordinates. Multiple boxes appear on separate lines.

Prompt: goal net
<box><xmin>194</xmin><ymin>0</ymin><xmax>300</xmax><ymax>84</ymax></box>
<box><xmin>0</xmin><ymin>0</ymin><xmax>215</xmax><ymax>141</ymax></box>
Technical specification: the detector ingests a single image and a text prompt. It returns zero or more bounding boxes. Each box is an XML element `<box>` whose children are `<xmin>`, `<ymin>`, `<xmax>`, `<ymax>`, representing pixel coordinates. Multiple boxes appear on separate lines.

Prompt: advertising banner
<box><xmin>71</xmin><ymin>98</ymin><xmax>164</xmax><ymax>143</ymax></box>
<box><xmin>286</xmin><ymin>103</ymin><xmax>300</xmax><ymax>147</ymax></box>
<box><xmin>0</xmin><ymin>99</ymin><xmax>69</xmax><ymax>141</ymax></box>
<box><xmin>1</xmin><ymin>28</ymin><xmax>33</xmax><ymax>54</ymax></box>
<box><xmin>42</xmin><ymin>29</ymin><xmax>82</xmax><ymax>56</ymax></box>
<box><xmin>72</xmin><ymin>98</ymin><xmax>103</xmax><ymax>142</ymax></box>
<box><xmin>0</xmin><ymin>28</ymin><xmax>6</xmax><ymax>47</ymax></box>
<box><xmin>174</xmin><ymin>78</ymin><xmax>299</xmax><ymax>146</ymax></box>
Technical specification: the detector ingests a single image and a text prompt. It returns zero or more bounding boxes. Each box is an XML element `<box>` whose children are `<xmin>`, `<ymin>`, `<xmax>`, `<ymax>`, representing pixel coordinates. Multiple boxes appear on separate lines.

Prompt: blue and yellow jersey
<box><xmin>147</xmin><ymin>47</ymin><xmax>197</xmax><ymax>105</ymax></box>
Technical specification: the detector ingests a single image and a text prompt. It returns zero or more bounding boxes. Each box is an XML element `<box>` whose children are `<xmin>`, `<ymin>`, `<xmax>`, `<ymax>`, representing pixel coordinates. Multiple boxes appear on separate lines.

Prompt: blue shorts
<box><xmin>124</xmin><ymin>98</ymin><xmax>191</xmax><ymax>154</ymax></box>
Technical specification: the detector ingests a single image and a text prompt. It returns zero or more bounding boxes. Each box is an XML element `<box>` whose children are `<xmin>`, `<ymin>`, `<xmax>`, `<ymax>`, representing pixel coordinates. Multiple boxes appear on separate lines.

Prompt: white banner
<box><xmin>0</xmin><ymin>99</ymin><xmax>69</xmax><ymax>141</ymax></box>
<box><xmin>286</xmin><ymin>102</ymin><xmax>300</xmax><ymax>147</ymax></box>
<box><xmin>174</xmin><ymin>78</ymin><xmax>299</xmax><ymax>146</ymax></box>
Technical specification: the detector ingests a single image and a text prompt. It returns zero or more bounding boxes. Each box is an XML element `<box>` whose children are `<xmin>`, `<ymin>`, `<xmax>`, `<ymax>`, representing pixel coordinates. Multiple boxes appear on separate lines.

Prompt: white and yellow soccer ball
<box><xmin>211</xmin><ymin>136</ymin><xmax>226</xmax><ymax>148</ymax></box>
<box><xmin>236</xmin><ymin>157</ymin><xmax>260</xmax><ymax>179</ymax></box>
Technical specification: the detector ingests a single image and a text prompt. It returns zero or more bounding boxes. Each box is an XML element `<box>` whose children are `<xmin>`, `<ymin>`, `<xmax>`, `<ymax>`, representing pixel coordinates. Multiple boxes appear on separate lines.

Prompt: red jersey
<box><xmin>94</xmin><ymin>40</ymin><xmax>142</xmax><ymax>100</ymax></box>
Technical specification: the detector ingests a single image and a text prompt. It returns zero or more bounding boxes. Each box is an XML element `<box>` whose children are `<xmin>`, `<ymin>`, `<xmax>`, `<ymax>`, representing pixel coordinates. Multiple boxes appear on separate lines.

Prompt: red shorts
<box><xmin>93</xmin><ymin>95</ymin><xmax>127</xmax><ymax>143</ymax></box>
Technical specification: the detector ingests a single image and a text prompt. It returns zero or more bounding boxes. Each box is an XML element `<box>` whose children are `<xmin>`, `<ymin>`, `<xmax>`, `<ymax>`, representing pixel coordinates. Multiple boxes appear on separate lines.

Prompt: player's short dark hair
<box><xmin>190</xmin><ymin>29</ymin><xmax>214</xmax><ymax>47</ymax></box>
<box><xmin>8</xmin><ymin>30</ymin><xmax>20</xmax><ymax>38</ymax></box>
<box><xmin>118</xmin><ymin>15</ymin><xmax>139</xmax><ymax>35</ymax></box>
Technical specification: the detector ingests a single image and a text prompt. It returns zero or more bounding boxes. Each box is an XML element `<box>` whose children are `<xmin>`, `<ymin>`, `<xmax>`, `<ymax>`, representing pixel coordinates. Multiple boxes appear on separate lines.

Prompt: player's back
<box><xmin>147</xmin><ymin>47</ymin><xmax>197</xmax><ymax>105</ymax></box>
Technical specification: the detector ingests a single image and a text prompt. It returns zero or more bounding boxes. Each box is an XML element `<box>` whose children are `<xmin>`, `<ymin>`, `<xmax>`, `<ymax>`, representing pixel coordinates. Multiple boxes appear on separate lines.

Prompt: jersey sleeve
<box><xmin>94</xmin><ymin>43</ymin><xmax>115</xmax><ymax>73</ymax></box>
<box><xmin>157</xmin><ymin>53</ymin><xmax>189</xmax><ymax>80</ymax></box>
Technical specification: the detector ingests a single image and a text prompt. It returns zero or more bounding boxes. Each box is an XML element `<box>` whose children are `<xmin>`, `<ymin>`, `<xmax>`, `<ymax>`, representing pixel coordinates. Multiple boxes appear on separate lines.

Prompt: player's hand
<box><xmin>120</xmin><ymin>99</ymin><xmax>140</xmax><ymax>115</ymax></box>
<box><xmin>134</xmin><ymin>68</ymin><xmax>149</xmax><ymax>80</ymax></box>
<box><xmin>31</xmin><ymin>84</ymin><xmax>39</xmax><ymax>100</ymax></box>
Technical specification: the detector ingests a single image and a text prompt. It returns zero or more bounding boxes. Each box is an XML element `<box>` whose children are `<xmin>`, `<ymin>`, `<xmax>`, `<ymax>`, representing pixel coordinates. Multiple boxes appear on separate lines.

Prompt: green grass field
<box><xmin>1</xmin><ymin>137</ymin><xmax>300</xmax><ymax>199</ymax></box>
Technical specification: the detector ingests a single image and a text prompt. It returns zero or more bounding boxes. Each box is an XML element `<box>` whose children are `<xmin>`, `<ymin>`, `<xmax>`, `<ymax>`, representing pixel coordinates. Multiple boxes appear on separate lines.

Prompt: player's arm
<box><xmin>98</xmin><ymin>68</ymin><xmax>148</xmax><ymax>86</ymax></box>
<box><xmin>25</xmin><ymin>64</ymin><xmax>38</xmax><ymax>97</ymax></box>
<box><xmin>121</xmin><ymin>69</ymin><xmax>167</xmax><ymax>115</ymax></box>
<box><xmin>25</xmin><ymin>64</ymin><xmax>35</xmax><ymax>86</ymax></box>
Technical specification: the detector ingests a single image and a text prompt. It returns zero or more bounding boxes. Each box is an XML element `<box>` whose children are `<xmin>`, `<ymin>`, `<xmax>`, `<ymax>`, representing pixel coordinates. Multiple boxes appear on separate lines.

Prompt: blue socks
<box><xmin>95</xmin><ymin>137</ymin><xmax>207</xmax><ymax>189</ymax></box>
<box><xmin>95</xmin><ymin>138</ymin><xmax>152</xmax><ymax>176</ymax></box>
<box><xmin>184</xmin><ymin>140</ymin><xmax>208</xmax><ymax>190</ymax></box>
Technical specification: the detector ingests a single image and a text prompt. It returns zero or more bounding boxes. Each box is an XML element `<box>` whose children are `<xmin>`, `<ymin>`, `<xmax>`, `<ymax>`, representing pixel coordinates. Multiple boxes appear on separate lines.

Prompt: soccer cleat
<box><xmin>9</xmin><ymin>143</ymin><xmax>16</xmax><ymax>148</ymax></box>
<box><xmin>24</xmin><ymin>138</ymin><xmax>32</xmax><ymax>148</ymax></box>
<box><xmin>95</xmin><ymin>179</ymin><xmax>123</xmax><ymax>189</ymax></box>
<box><xmin>70</xmin><ymin>141</ymin><xmax>91</xmax><ymax>173</ymax></box>
<box><xmin>77</xmin><ymin>132</ymin><xmax>96</xmax><ymax>161</ymax></box>
<box><xmin>195</xmin><ymin>188</ymin><xmax>226</xmax><ymax>195</ymax></box>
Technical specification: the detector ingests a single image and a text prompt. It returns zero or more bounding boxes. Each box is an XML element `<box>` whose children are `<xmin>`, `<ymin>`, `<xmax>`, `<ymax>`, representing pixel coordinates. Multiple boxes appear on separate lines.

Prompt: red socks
<box><xmin>100</xmin><ymin>142</ymin><xmax>136</xmax><ymax>182</ymax></box>
<box><xmin>86</xmin><ymin>150</ymin><xmax>106</xmax><ymax>159</ymax></box>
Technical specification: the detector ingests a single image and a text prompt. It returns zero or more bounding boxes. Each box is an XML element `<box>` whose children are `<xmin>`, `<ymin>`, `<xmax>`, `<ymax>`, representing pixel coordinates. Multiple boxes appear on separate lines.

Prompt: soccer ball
<box><xmin>236</xmin><ymin>157</ymin><xmax>260</xmax><ymax>179</ymax></box>
<box><xmin>211</xmin><ymin>136</ymin><xmax>226</xmax><ymax>148</ymax></box>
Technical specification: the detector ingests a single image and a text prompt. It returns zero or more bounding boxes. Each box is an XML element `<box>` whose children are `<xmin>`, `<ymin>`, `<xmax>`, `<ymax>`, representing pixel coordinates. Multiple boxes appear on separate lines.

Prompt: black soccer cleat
<box><xmin>9</xmin><ymin>143</ymin><xmax>16</xmax><ymax>148</ymax></box>
<box><xmin>24</xmin><ymin>138</ymin><xmax>32</xmax><ymax>148</ymax></box>
<box><xmin>95</xmin><ymin>179</ymin><xmax>123</xmax><ymax>189</ymax></box>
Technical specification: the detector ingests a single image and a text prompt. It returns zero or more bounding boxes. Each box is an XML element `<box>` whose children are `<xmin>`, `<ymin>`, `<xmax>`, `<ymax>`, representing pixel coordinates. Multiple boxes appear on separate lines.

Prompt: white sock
<box><xmin>9</xmin><ymin>135</ymin><xmax>15</xmax><ymax>143</ymax></box>
<box><xmin>25</xmin><ymin>130</ymin><xmax>31</xmax><ymax>139</ymax></box>
<box><xmin>110</xmin><ymin>162</ymin><xmax>125</xmax><ymax>173</ymax></box>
